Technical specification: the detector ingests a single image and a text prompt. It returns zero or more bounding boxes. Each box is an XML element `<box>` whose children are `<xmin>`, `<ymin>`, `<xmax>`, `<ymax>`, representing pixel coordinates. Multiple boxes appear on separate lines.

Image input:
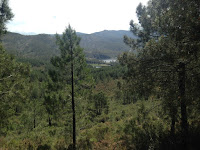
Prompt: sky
<box><xmin>7</xmin><ymin>0</ymin><xmax>149</xmax><ymax>34</ymax></box>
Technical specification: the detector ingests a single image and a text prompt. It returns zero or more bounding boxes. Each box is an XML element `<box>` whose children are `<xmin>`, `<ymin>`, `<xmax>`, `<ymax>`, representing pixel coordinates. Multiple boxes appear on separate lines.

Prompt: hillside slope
<box><xmin>2</xmin><ymin>30</ymin><xmax>136</xmax><ymax>61</ymax></box>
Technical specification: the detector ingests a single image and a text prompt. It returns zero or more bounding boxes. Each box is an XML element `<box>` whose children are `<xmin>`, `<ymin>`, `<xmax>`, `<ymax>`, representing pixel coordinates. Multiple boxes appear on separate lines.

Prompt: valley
<box><xmin>2</xmin><ymin>30</ymin><xmax>136</xmax><ymax>66</ymax></box>
<box><xmin>1</xmin><ymin>0</ymin><xmax>200</xmax><ymax>149</ymax></box>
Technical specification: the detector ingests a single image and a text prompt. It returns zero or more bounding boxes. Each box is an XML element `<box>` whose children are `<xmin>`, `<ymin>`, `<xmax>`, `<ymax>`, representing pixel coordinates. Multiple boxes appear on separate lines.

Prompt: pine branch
<box><xmin>0</xmin><ymin>74</ymin><xmax>13</xmax><ymax>81</ymax></box>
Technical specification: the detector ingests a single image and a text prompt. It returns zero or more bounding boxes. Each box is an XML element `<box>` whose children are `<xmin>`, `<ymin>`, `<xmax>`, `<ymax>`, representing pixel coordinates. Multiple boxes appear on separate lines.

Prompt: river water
<box><xmin>103</xmin><ymin>58</ymin><xmax>117</xmax><ymax>63</ymax></box>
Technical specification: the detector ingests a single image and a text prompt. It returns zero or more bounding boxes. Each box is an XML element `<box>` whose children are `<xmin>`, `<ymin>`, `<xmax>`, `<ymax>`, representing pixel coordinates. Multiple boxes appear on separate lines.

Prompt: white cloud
<box><xmin>7</xmin><ymin>0</ymin><xmax>149</xmax><ymax>34</ymax></box>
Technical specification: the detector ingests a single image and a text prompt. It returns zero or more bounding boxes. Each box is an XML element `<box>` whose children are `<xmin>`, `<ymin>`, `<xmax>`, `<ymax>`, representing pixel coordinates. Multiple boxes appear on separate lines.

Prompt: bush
<box><xmin>121</xmin><ymin>104</ymin><xmax>166</xmax><ymax>150</ymax></box>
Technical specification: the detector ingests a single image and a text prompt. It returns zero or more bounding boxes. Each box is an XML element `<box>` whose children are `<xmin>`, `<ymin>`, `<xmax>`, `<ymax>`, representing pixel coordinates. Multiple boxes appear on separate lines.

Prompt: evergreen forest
<box><xmin>0</xmin><ymin>0</ymin><xmax>200</xmax><ymax>149</ymax></box>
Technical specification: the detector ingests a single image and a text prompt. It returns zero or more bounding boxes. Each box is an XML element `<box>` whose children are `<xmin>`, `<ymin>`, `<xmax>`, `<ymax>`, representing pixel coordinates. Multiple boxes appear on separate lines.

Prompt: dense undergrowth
<box><xmin>1</xmin><ymin>75</ymin><xmax>200</xmax><ymax>150</ymax></box>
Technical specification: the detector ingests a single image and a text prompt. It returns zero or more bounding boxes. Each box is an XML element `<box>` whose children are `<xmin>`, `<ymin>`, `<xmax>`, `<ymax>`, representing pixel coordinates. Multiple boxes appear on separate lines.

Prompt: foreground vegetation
<box><xmin>1</xmin><ymin>0</ymin><xmax>200</xmax><ymax>149</ymax></box>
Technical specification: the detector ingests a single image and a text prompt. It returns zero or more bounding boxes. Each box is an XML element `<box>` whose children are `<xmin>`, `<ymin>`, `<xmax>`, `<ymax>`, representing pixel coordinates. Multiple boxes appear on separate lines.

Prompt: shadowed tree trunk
<box><xmin>71</xmin><ymin>45</ymin><xmax>76</xmax><ymax>150</ymax></box>
<box><xmin>48</xmin><ymin>116</ymin><xmax>52</xmax><ymax>126</ymax></box>
<box><xmin>178</xmin><ymin>62</ymin><xmax>188</xmax><ymax>149</ymax></box>
<box><xmin>34</xmin><ymin>108</ymin><xmax>36</xmax><ymax>128</ymax></box>
<box><xmin>171</xmin><ymin>115</ymin><xmax>175</xmax><ymax>137</ymax></box>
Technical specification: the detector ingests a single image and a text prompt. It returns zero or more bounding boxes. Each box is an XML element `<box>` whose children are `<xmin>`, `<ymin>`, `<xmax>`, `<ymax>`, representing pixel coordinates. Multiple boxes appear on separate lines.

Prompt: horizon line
<box><xmin>8</xmin><ymin>29</ymin><xmax>131</xmax><ymax>36</ymax></box>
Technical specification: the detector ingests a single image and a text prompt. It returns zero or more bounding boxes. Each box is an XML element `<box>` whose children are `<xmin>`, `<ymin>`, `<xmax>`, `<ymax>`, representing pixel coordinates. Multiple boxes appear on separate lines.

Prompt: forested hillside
<box><xmin>2</xmin><ymin>30</ymin><xmax>135</xmax><ymax>62</ymax></box>
<box><xmin>1</xmin><ymin>0</ymin><xmax>200</xmax><ymax>150</ymax></box>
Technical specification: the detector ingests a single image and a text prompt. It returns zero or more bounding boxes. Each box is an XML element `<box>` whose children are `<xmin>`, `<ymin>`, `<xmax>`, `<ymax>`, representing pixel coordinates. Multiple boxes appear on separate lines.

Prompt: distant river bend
<box><xmin>103</xmin><ymin>58</ymin><xmax>117</xmax><ymax>63</ymax></box>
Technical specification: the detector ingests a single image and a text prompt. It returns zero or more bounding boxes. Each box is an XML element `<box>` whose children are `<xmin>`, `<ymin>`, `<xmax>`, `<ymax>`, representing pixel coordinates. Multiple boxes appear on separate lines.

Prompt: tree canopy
<box><xmin>0</xmin><ymin>0</ymin><xmax>13</xmax><ymax>37</ymax></box>
<box><xmin>120</xmin><ymin>0</ymin><xmax>200</xmax><ymax>148</ymax></box>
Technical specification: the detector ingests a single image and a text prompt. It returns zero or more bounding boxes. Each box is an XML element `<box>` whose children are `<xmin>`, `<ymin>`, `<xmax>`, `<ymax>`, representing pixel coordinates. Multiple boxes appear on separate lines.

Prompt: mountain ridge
<box><xmin>2</xmin><ymin>30</ymin><xmax>136</xmax><ymax>62</ymax></box>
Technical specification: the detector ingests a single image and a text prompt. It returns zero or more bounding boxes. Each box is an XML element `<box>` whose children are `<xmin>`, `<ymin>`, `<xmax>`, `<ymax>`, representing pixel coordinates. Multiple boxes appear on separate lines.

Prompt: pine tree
<box><xmin>120</xmin><ymin>0</ymin><xmax>200</xmax><ymax>148</ymax></box>
<box><xmin>0</xmin><ymin>0</ymin><xmax>13</xmax><ymax>38</ymax></box>
<box><xmin>0</xmin><ymin>0</ymin><xmax>30</xmax><ymax>134</ymax></box>
<box><xmin>0</xmin><ymin>44</ymin><xmax>30</xmax><ymax>134</ymax></box>
<box><xmin>50</xmin><ymin>25</ymin><xmax>89</xmax><ymax>150</ymax></box>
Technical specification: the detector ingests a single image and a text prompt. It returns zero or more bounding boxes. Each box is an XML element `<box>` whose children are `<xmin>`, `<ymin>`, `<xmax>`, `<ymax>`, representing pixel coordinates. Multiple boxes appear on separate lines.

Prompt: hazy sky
<box><xmin>7</xmin><ymin>0</ymin><xmax>149</xmax><ymax>34</ymax></box>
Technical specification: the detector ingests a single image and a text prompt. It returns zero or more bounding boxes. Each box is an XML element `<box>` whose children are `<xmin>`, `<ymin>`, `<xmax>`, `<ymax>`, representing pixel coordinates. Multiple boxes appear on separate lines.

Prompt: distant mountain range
<box><xmin>2</xmin><ymin>30</ymin><xmax>136</xmax><ymax>62</ymax></box>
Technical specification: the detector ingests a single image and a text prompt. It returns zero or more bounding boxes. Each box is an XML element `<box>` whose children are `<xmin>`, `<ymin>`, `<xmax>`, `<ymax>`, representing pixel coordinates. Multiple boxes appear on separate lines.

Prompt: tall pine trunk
<box><xmin>48</xmin><ymin>116</ymin><xmax>52</xmax><ymax>126</ymax></box>
<box><xmin>34</xmin><ymin>108</ymin><xmax>36</xmax><ymax>128</ymax></box>
<box><xmin>170</xmin><ymin>115</ymin><xmax>176</xmax><ymax>150</ymax></box>
<box><xmin>171</xmin><ymin>115</ymin><xmax>175</xmax><ymax>137</ymax></box>
<box><xmin>71</xmin><ymin>46</ymin><xmax>76</xmax><ymax>150</ymax></box>
<box><xmin>178</xmin><ymin>62</ymin><xmax>188</xmax><ymax>149</ymax></box>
